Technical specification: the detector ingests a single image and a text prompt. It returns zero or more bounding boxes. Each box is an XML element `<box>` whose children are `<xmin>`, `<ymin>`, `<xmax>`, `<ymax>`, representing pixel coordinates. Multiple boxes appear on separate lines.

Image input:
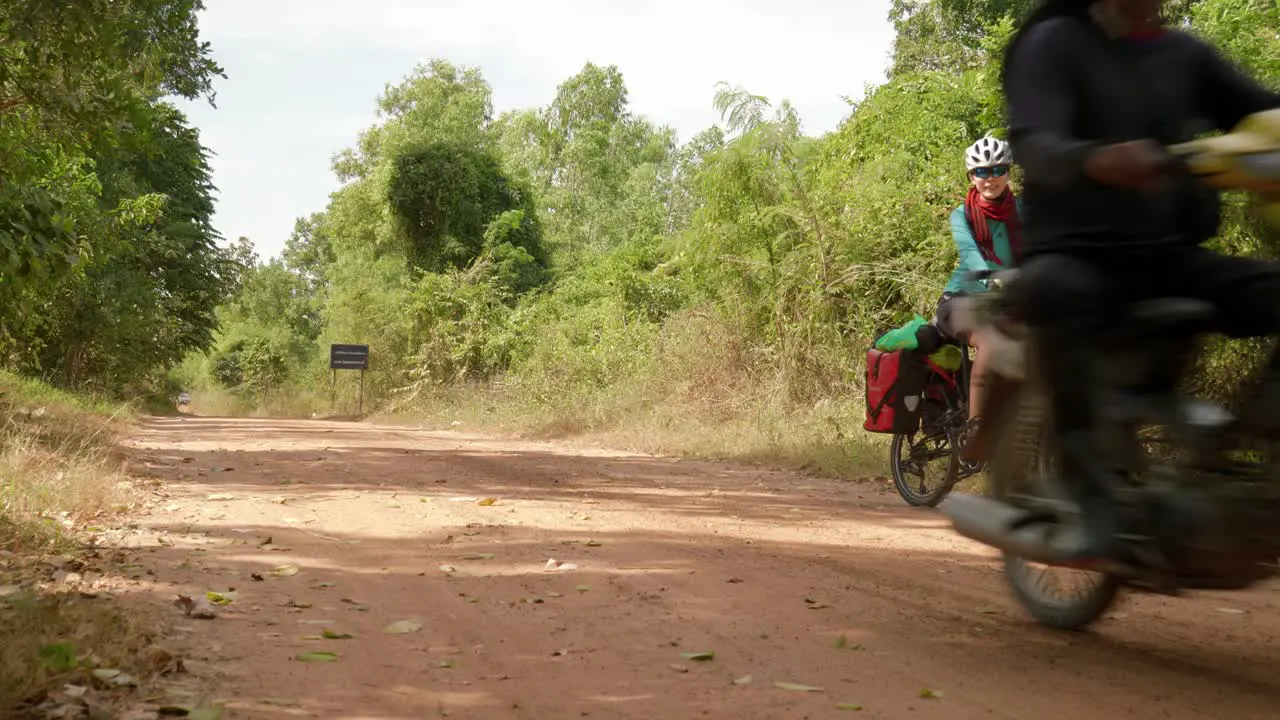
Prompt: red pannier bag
<box><xmin>863</xmin><ymin>347</ymin><xmax>928</xmax><ymax>434</ymax></box>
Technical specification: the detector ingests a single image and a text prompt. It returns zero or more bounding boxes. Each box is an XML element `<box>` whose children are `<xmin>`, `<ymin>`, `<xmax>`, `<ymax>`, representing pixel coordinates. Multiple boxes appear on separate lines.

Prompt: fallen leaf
<box><xmin>383</xmin><ymin>619</ymin><xmax>423</xmax><ymax>634</ymax></box>
<box><xmin>272</xmin><ymin>564</ymin><xmax>300</xmax><ymax>577</ymax></box>
<box><xmin>188</xmin><ymin>702</ymin><xmax>226</xmax><ymax>720</ymax></box>
<box><xmin>836</xmin><ymin>702</ymin><xmax>864</xmax><ymax>711</ymax></box>
<box><xmin>669</xmin><ymin>663</ymin><xmax>689</xmax><ymax>673</ymax></box>
<box><xmin>205</xmin><ymin>591</ymin><xmax>235</xmax><ymax>605</ymax></box>
<box><xmin>732</xmin><ymin>675</ymin><xmax>753</xmax><ymax>686</ymax></box>
<box><xmin>295</xmin><ymin>651</ymin><xmax>339</xmax><ymax>662</ymax></box>
<box><xmin>322</xmin><ymin>629</ymin><xmax>353</xmax><ymax>639</ymax></box>
<box><xmin>775</xmin><ymin>682</ymin><xmax>824</xmax><ymax>693</ymax></box>
<box><xmin>575</xmin><ymin>585</ymin><xmax>590</xmax><ymax>593</ymax></box>
<box><xmin>585</xmin><ymin>540</ymin><xmax>603</xmax><ymax>547</ymax></box>
<box><xmin>975</xmin><ymin>607</ymin><xmax>999</xmax><ymax>615</ymax></box>
<box><xmin>92</xmin><ymin>668</ymin><xmax>137</xmax><ymax>686</ymax></box>
<box><xmin>681</xmin><ymin>651</ymin><xmax>715</xmax><ymax>661</ymax></box>
<box><xmin>476</xmin><ymin>497</ymin><xmax>498</xmax><ymax>506</ymax></box>
<box><xmin>1215</xmin><ymin>607</ymin><xmax>1247</xmax><ymax>615</ymax></box>
<box><xmin>459</xmin><ymin>553</ymin><xmax>495</xmax><ymax>560</ymax></box>
<box><xmin>834</xmin><ymin>635</ymin><xmax>848</xmax><ymax>649</ymax></box>
<box><xmin>439</xmin><ymin>565</ymin><xmax>457</xmax><ymax>574</ymax></box>
<box><xmin>437</xmin><ymin>660</ymin><xmax>454</xmax><ymax>668</ymax></box>
<box><xmin>919</xmin><ymin>688</ymin><xmax>943</xmax><ymax>699</ymax></box>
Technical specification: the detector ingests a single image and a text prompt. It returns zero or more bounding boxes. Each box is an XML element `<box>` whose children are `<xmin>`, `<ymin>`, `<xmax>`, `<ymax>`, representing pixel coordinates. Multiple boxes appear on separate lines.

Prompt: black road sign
<box><xmin>329</xmin><ymin>343</ymin><xmax>369</xmax><ymax>370</ymax></box>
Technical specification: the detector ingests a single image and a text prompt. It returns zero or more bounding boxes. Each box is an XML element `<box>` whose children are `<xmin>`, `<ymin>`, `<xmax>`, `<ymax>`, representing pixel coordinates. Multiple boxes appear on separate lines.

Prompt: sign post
<box><xmin>329</xmin><ymin>344</ymin><xmax>370</xmax><ymax>415</ymax></box>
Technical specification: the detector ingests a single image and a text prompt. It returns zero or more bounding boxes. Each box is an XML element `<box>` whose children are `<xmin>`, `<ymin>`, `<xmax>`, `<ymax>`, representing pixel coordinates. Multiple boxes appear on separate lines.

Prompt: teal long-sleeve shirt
<box><xmin>943</xmin><ymin>198</ymin><xmax>1022</xmax><ymax>294</ymax></box>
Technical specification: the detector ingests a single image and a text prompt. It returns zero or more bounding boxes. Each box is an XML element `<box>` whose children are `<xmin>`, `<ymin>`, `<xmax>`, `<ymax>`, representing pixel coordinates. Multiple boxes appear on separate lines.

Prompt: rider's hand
<box><xmin>1084</xmin><ymin>140</ymin><xmax>1168</xmax><ymax>190</ymax></box>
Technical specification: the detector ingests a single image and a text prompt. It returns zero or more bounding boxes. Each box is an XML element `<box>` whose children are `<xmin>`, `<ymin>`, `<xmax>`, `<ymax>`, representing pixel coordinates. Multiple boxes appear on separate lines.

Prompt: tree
<box><xmin>331</xmin><ymin>59</ymin><xmax>494</xmax><ymax>182</ymax></box>
<box><xmin>13</xmin><ymin>102</ymin><xmax>235</xmax><ymax>390</ymax></box>
<box><xmin>0</xmin><ymin>0</ymin><xmax>227</xmax><ymax>392</ymax></box>
<box><xmin>385</xmin><ymin>141</ymin><xmax>547</xmax><ymax>291</ymax></box>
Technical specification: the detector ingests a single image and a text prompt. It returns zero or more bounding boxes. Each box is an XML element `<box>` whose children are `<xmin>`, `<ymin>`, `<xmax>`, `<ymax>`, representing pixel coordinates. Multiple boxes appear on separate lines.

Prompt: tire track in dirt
<box><xmin>116</xmin><ymin>417</ymin><xmax>1280</xmax><ymax>719</ymax></box>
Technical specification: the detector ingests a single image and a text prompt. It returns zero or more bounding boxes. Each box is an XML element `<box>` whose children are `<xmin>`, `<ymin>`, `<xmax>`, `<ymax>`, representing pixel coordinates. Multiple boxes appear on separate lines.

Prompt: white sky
<box><xmin>175</xmin><ymin>0</ymin><xmax>897</xmax><ymax>259</ymax></box>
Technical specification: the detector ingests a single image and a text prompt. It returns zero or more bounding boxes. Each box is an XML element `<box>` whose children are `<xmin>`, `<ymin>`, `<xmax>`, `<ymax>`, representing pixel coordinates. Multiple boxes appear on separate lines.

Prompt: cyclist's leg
<box><xmin>967</xmin><ymin>329</ymin><xmax>992</xmax><ymax>420</ymax></box>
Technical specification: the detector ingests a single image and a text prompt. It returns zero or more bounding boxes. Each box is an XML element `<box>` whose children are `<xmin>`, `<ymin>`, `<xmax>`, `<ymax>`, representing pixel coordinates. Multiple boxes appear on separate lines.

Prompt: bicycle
<box><xmin>889</xmin><ymin>337</ymin><xmax>985</xmax><ymax>506</ymax></box>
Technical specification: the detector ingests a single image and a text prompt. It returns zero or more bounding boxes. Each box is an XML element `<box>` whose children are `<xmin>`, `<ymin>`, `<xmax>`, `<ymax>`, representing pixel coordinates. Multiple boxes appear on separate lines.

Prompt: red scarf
<box><xmin>964</xmin><ymin>187</ymin><xmax>1021</xmax><ymax>266</ymax></box>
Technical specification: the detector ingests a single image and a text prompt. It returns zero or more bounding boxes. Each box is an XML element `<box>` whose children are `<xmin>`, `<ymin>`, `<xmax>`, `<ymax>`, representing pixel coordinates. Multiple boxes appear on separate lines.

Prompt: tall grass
<box><xmin>380</xmin><ymin>308</ymin><xmax>888</xmax><ymax>479</ymax></box>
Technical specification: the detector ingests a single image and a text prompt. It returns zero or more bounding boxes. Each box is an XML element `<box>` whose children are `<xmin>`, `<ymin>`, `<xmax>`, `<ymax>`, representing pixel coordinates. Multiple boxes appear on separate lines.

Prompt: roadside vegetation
<box><xmin>178</xmin><ymin>0</ymin><xmax>1278</xmax><ymax>477</ymax></box>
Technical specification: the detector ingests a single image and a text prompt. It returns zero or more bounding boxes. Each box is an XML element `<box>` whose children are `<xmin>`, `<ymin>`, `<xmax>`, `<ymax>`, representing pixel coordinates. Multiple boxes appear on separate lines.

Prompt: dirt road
<box><xmin>119</xmin><ymin>416</ymin><xmax>1280</xmax><ymax>719</ymax></box>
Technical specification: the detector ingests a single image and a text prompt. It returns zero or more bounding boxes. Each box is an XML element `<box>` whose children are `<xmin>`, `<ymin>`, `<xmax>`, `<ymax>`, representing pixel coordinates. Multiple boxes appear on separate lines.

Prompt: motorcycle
<box><xmin>936</xmin><ymin>109</ymin><xmax>1280</xmax><ymax>630</ymax></box>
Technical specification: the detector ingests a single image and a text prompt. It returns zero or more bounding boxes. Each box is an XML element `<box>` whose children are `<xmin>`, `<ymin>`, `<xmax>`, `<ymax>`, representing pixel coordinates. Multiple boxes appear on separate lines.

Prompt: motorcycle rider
<box><xmin>1003</xmin><ymin>0</ymin><xmax>1280</xmax><ymax>562</ymax></box>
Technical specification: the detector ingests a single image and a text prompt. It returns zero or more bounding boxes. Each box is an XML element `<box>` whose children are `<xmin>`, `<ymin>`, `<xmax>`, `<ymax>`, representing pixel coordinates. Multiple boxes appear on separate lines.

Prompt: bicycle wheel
<box><xmin>890</xmin><ymin>426</ymin><xmax>960</xmax><ymax>507</ymax></box>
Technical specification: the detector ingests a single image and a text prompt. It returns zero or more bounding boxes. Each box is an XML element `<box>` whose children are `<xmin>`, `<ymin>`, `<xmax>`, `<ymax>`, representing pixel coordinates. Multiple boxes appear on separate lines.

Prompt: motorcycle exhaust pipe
<box><xmin>939</xmin><ymin>493</ymin><xmax>1069</xmax><ymax>565</ymax></box>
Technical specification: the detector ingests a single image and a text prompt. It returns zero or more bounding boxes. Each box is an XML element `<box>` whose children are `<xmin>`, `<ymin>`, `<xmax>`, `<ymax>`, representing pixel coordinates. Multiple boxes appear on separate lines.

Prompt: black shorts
<box><xmin>934</xmin><ymin>291</ymin><xmax>969</xmax><ymax>342</ymax></box>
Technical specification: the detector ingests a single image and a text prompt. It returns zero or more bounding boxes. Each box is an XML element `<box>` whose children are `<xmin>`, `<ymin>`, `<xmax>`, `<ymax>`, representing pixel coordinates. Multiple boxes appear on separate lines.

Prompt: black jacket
<box><xmin>1005</xmin><ymin>16</ymin><xmax>1280</xmax><ymax>257</ymax></box>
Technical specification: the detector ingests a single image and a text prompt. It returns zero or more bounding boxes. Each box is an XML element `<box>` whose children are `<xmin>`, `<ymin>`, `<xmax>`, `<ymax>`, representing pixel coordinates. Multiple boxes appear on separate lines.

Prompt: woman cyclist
<box><xmin>934</xmin><ymin>135</ymin><xmax>1023</xmax><ymax>452</ymax></box>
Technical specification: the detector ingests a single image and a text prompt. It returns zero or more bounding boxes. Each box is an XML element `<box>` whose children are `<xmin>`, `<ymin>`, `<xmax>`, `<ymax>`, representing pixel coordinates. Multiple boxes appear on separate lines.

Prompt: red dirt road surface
<box><xmin>119</xmin><ymin>417</ymin><xmax>1280</xmax><ymax>719</ymax></box>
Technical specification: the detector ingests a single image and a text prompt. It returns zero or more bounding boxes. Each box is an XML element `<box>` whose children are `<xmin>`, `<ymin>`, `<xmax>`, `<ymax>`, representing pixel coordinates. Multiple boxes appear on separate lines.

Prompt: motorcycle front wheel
<box><xmin>986</xmin><ymin>381</ymin><xmax>1122</xmax><ymax>631</ymax></box>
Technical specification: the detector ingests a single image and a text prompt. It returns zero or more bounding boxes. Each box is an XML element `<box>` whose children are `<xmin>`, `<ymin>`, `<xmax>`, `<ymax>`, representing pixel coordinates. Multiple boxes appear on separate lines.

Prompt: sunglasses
<box><xmin>971</xmin><ymin>165</ymin><xmax>1011</xmax><ymax>179</ymax></box>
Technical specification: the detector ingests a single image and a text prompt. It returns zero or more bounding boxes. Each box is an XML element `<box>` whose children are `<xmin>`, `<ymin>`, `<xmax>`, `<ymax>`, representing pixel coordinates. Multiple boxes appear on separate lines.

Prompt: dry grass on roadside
<box><xmin>0</xmin><ymin>410</ymin><xmax>133</xmax><ymax>555</ymax></box>
<box><xmin>0</xmin><ymin>373</ymin><xmax>165</xmax><ymax>716</ymax></box>
<box><xmin>377</xmin><ymin>311</ymin><xmax>889</xmax><ymax>482</ymax></box>
<box><xmin>385</xmin><ymin>386</ymin><xmax>887</xmax><ymax>481</ymax></box>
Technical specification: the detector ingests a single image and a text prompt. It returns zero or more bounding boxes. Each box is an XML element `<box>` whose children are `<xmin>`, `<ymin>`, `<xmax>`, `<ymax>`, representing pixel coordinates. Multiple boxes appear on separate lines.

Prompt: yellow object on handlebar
<box><xmin>1169</xmin><ymin>109</ymin><xmax>1280</xmax><ymax>209</ymax></box>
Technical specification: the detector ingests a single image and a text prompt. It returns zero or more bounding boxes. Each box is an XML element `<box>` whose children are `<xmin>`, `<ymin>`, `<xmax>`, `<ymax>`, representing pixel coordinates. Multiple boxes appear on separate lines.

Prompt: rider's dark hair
<box><xmin>1001</xmin><ymin>0</ymin><xmax>1094</xmax><ymax>88</ymax></box>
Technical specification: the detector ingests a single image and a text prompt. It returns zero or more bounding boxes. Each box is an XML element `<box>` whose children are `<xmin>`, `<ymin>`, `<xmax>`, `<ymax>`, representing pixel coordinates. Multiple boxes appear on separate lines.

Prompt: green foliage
<box><xmin>211</xmin><ymin>337</ymin><xmax>290</xmax><ymax>396</ymax></box>
<box><xmin>386</xmin><ymin>141</ymin><xmax>547</xmax><ymax>285</ymax></box>
<box><xmin>0</xmin><ymin>0</ymin><xmax>222</xmax><ymax>135</ymax></box>
<box><xmin>1190</xmin><ymin>0</ymin><xmax>1280</xmax><ymax>81</ymax></box>
<box><xmin>0</xmin><ymin>0</ymin><xmax>230</xmax><ymax>399</ymax></box>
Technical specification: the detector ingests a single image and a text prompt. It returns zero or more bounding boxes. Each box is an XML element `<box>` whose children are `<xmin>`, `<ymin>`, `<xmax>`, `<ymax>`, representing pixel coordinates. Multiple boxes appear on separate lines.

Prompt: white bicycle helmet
<box><xmin>964</xmin><ymin>134</ymin><xmax>1013</xmax><ymax>170</ymax></box>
